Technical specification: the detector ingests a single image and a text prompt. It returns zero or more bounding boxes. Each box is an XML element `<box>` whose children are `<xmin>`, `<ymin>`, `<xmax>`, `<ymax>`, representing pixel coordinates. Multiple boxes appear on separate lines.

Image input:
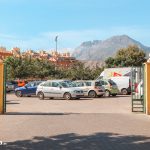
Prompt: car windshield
<box><xmin>26</xmin><ymin>82</ymin><xmax>35</xmax><ymax>87</ymax></box>
<box><xmin>108</xmin><ymin>79</ymin><xmax>116</xmax><ymax>85</ymax></box>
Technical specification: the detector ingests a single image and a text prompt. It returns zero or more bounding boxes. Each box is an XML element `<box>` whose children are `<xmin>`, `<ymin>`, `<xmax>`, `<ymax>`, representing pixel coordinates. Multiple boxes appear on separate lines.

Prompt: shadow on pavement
<box><xmin>5</xmin><ymin>112</ymin><xmax>79</xmax><ymax>115</ymax></box>
<box><xmin>3</xmin><ymin>132</ymin><xmax>150</xmax><ymax>150</ymax></box>
<box><xmin>6</xmin><ymin>102</ymin><xmax>20</xmax><ymax>105</ymax></box>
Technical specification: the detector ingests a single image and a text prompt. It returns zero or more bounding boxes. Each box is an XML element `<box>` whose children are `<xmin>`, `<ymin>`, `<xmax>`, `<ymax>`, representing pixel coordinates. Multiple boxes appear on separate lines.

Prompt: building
<box><xmin>0</xmin><ymin>47</ymin><xmax>77</xmax><ymax>68</ymax></box>
<box><xmin>11</xmin><ymin>47</ymin><xmax>21</xmax><ymax>57</ymax></box>
<box><xmin>49</xmin><ymin>51</ymin><xmax>77</xmax><ymax>68</ymax></box>
<box><xmin>0</xmin><ymin>47</ymin><xmax>13</xmax><ymax>61</ymax></box>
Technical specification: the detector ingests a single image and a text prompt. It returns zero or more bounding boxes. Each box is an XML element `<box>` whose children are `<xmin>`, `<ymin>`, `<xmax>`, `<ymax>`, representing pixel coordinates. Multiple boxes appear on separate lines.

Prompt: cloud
<box><xmin>0</xmin><ymin>26</ymin><xmax>150</xmax><ymax>52</ymax></box>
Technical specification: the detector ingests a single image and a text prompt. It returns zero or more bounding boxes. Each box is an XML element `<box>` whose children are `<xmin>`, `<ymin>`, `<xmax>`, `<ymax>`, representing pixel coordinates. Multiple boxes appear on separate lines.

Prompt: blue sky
<box><xmin>0</xmin><ymin>0</ymin><xmax>150</xmax><ymax>52</ymax></box>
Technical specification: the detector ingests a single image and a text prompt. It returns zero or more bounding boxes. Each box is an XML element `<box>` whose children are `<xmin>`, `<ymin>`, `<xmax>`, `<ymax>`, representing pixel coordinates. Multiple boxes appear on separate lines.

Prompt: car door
<box><xmin>22</xmin><ymin>83</ymin><xmax>31</xmax><ymax>95</ymax></box>
<box><xmin>42</xmin><ymin>81</ymin><xmax>52</xmax><ymax>97</ymax></box>
<box><xmin>32</xmin><ymin>81</ymin><xmax>42</xmax><ymax>94</ymax></box>
<box><xmin>51</xmin><ymin>82</ymin><xmax>62</xmax><ymax>98</ymax></box>
<box><xmin>27</xmin><ymin>82</ymin><xmax>37</xmax><ymax>95</ymax></box>
<box><xmin>77</xmin><ymin>82</ymin><xmax>88</xmax><ymax>96</ymax></box>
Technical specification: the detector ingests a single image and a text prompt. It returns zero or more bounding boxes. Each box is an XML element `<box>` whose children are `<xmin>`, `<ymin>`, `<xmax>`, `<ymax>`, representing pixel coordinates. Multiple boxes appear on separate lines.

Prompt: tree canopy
<box><xmin>105</xmin><ymin>45</ymin><xmax>146</xmax><ymax>68</ymax></box>
<box><xmin>4</xmin><ymin>57</ymin><xmax>103</xmax><ymax>81</ymax></box>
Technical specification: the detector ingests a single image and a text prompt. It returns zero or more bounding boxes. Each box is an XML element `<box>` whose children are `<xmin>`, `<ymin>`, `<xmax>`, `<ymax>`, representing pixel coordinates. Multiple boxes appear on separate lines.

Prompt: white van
<box><xmin>109</xmin><ymin>76</ymin><xmax>131</xmax><ymax>95</ymax></box>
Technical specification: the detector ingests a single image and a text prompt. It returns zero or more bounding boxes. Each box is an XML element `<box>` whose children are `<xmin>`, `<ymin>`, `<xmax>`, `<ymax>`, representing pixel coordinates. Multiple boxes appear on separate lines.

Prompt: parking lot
<box><xmin>1</xmin><ymin>93</ymin><xmax>150</xmax><ymax>150</ymax></box>
<box><xmin>6</xmin><ymin>93</ymin><xmax>131</xmax><ymax>114</ymax></box>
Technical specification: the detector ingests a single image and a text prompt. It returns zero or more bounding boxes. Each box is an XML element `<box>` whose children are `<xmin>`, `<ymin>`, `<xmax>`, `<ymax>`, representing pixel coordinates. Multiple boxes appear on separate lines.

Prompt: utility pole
<box><xmin>55</xmin><ymin>35</ymin><xmax>58</xmax><ymax>52</ymax></box>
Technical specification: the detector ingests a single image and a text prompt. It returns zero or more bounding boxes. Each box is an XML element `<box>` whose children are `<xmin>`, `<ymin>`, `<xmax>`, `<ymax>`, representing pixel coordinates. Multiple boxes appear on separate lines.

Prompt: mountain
<box><xmin>72</xmin><ymin>35</ymin><xmax>150</xmax><ymax>61</ymax></box>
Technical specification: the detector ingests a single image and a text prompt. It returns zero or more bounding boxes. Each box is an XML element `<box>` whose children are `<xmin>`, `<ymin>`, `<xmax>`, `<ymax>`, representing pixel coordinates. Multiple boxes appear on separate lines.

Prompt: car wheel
<box><xmin>64</xmin><ymin>93</ymin><xmax>71</xmax><ymax>100</ymax></box>
<box><xmin>105</xmin><ymin>90</ymin><xmax>110</xmax><ymax>97</ymax></box>
<box><xmin>16</xmin><ymin>91</ymin><xmax>23</xmax><ymax>97</ymax></box>
<box><xmin>112</xmin><ymin>94</ymin><xmax>117</xmax><ymax>96</ymax></box>
<box><xmin>121</xmin><ymin>89</ymin><xmax>128</xmax><ymax>95</ymax></box>
<box><xmin>88</xmin><ymin>90</ymin><xmax>97</xmax><ymax>98</ymax></box>
<box><xmin>38</xmin><ymin>92</ymin><xmax>44</xmax><ymax>100</ymax></box>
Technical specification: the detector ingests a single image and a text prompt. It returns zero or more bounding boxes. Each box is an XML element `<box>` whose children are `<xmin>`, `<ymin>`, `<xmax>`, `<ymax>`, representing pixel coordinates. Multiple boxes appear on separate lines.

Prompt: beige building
<box><xmin>0</xmin><ymin>47</ymin><xmax>77</xmax><ymax>68</ymax></box>
<box><xmin>49</xmin><ymin>51</ymin><xmax>76</xmax><ymax>68</ymax></box>
<box><xmin>0</xmin><ymin>47</ymin><xmax>13</xmax><ymax>61</ymax></box>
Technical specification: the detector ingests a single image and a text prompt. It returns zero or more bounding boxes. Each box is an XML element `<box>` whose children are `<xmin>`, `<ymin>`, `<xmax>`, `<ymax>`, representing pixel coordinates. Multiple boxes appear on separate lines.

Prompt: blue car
<box><xmin>15</xmin><ymin>81</ymin><xmax>43</xmax><ymax>97</ymax></box>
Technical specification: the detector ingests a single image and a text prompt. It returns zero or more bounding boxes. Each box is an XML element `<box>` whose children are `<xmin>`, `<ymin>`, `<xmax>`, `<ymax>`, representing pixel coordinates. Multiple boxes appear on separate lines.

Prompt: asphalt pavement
<box><xmin>0</xmin><ymin>94</ymin><xmax>150</xmax><ymax>150</ymax></box>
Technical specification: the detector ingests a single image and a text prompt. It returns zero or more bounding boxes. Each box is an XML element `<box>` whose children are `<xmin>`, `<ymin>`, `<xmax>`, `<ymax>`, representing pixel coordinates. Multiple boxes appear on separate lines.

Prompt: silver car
<box><xmin>36</xmin><ymin>80</ymin><xmax>84</xmax><ymax>100</ymax></box>
<box><xmin>6</xmin><ymin>82</ymin><xmax>15</xmax><ymax>92</ymax></box>
<box><xmin>74</xmin><ymin>80</ymin><xmax>105</xmax><ymax>98</ymax></box>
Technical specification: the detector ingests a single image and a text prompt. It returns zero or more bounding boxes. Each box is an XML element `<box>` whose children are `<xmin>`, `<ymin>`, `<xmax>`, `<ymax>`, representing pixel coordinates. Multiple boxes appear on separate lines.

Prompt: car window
<box><xmin>6</xmin><ymin>82</ymin><xmax>12</xmax><ymax>85</ymax></box>
<box><xmin>26</xmin><ymin>82</ymin><xmax>34</xmax><ymax>87</ymax></box>
<box><xmin>43</xmin><ymin>82</ymin><xmax>52</xmax><ymax>87</ymax></box>
<box><xmin>9</xmin><ymin>81</ymin><xmax>18</xmax><ymax>85</ymax></box>
<box><xmin>36</xmin><ymin>81</ymin><xmax>42</xmax><ymax>86</ymax></box>
<box><xmin>104</xmin><ymin>81</ymin><xmax>108</xmax><ymax>85</ymax></box>
<box><xmin>100</xmin><ymin>80</ymin><xmax>105</xmax><ymax>85</ymax></box>
<box><xmin>69</xmin><ymin>82</ymin><xmax>77</xmax><ymax>87</ymax></box>
<box><xmin>52</xmin><ymin>82</ymin><xmax>59</xmax><ymax>87</ymax></box>
<box><xmin>95</xmin><ymin>81</ymin><xmax>102</xmax><ymax>86</ymax></box>
<box><xmin>76</xmin><ymin>82</ymin><xmax>84</xmax><ymax>87</ymax></box>
<box><xmin>64</xmin><ymin>81</ymin><xmax>75</xmax><ymax>87</ymax></box>
<box><xmin>59</xmin><ymin>82</ymin><xmax>69</xmax><ymax>88</ymax></box>
<box><xmin>26</xmin><ymin>83</ymin><xmax>31</xmax><ymax>87</ymax></box>
<box><xmin>31</xmin><ymin>83</ymin><xmax>35</xmax><ymax>87</ymax></box>
<box><xmin>85</xmin><ymin>82</ymin><xmax>92</xmax><ymax>86</ymax></box>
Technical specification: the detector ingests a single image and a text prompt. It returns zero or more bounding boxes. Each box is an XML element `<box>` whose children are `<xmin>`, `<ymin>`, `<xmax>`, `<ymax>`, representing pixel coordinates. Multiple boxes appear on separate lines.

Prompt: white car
<box><xmin>109</xmin><ymin>76</ymin><xmax>131</xmax><ymax>95</ymax></box>
<box><xmin>36</xmin><ymin>80</ymin><xmax>84</xmax><ymax>100</ymax></box>
<box><xmin>74</xmin><ymin>80</ymin><xmax>105</xmax><ymax>98</ymax></box>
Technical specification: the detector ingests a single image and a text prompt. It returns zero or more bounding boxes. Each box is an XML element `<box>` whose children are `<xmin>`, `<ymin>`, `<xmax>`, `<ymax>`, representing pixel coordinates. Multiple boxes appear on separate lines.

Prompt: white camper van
<box><xmin>110</xmin><ymin>76</ymin><xmax>131</xmax><ymax>95</ymax></box>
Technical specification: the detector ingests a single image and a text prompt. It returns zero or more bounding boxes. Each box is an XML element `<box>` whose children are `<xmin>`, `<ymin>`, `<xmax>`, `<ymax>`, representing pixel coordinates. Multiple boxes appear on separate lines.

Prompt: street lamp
<box><xmin>55</xmin><ymin>36</ymin><xmax>58</xmax><ymax>52</ymax></box>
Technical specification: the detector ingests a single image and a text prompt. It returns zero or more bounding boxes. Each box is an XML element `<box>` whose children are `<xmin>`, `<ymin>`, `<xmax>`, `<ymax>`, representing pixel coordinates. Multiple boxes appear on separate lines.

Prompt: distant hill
<box><xmin>72</xmin><ymin>35</ymin><xmax>150</xmax><ymax>61</ymax></box>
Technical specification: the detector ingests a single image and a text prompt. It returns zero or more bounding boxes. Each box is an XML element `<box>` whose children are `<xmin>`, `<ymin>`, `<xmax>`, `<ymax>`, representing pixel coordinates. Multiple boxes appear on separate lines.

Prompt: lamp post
<box><xmin>55</xmin><ymin>36</ymin><xmax>58</xmax><ymax>52</ymax></box>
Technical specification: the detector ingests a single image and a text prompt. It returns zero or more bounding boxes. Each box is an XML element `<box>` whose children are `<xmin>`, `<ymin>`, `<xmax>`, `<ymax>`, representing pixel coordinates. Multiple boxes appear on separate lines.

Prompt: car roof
<box><xmin>75</xmin><ymin>80</ymin><xmax>99</xmax><ymax>83</ymax></box>
<box><xmin>47</xmin><ymin>80</ymin><xmax>65</xmax><ymax>82</ymax></box>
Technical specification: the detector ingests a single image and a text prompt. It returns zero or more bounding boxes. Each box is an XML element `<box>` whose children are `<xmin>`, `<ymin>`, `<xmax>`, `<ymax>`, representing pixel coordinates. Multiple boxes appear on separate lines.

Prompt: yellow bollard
<box><xmin>145</xmin><ymin>62</ymin><xmax>150</xmax><ymax>115</ymax></box>
<box><xmin>0</xmin><ymin>63</ymin><xmax>4</xmax><ymax>114</ymax></box>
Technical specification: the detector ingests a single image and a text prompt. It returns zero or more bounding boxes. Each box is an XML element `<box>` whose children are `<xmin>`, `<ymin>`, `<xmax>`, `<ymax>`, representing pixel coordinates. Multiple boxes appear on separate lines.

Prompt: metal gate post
<box><xmin>131</xmin><ymin>66</ymin><xmax>145</xmax><ymax>112</ymax></box>
<box><xmin>4</xmin><ymin>64</ymin><xmax>6</xmax><ymax>113</ymax></box>
<box><xmin>0</xmin><ymin>62</ymin><xmax>5</xmax><ymax>114</ymax></box>
<box><xmin>145</xmin><ymin>62</ymin><xmax>150</xmax><ymax>115</ymax></box>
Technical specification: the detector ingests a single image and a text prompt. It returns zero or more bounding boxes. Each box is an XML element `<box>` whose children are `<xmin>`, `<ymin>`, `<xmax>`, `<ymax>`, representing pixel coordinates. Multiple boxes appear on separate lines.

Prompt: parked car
<box><xmin>36</xmin><ymin>80</ymin><xmax>84</xmax><ymax>100</ymax></box>
<box><xmin>74</xmin><ymin>80</ymin><xmax>105</xmax><ymax>98</ymax></box>
<box><xmin>15</xmin><ymin>81</ymin><xmax>43</xmax><ymax>97</ymax></box>
<box><xmin>6</xmin><ymin>82</ymin><xmax>15</xmax><ymax>92</ymax></box>
<box><xmin>109</xmin><ymin>76</ymin><xmax>131</xmax><ymax>95</ymax></box>
<box><xmin>6</xmin><ymin>81</ymin><xmax>18</xmax><ymax>92</ymax></box>
<box><xmin>99</xmin><ymin>79</ymin><xmax>119</xmax><ymax>97</ymax></box>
